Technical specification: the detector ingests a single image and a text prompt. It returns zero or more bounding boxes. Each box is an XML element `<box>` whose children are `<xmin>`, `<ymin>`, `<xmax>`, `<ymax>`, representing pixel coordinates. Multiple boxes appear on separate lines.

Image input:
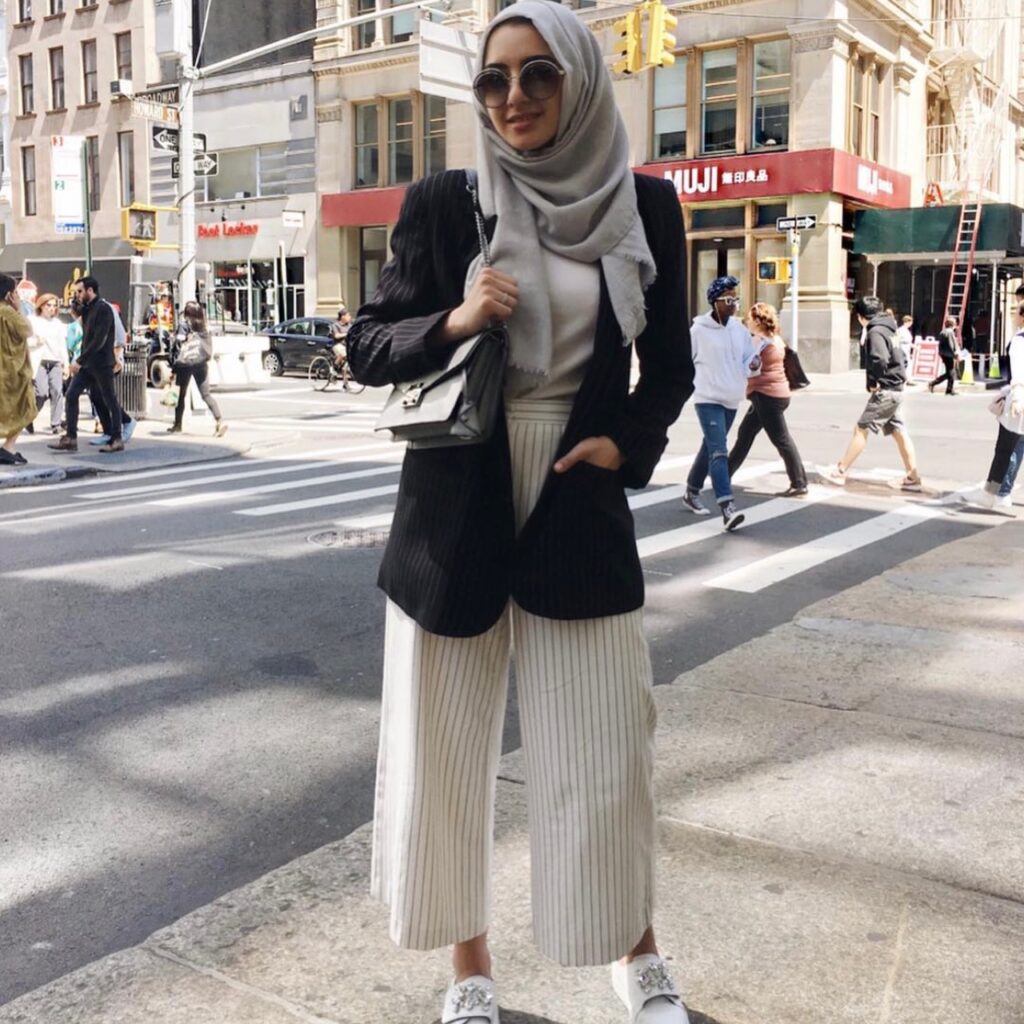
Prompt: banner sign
<box><xmin>50</xmin><ymin>135</ymin><xmax>85</xmax><ymax>236</ymax></box>
<box><xmin>910</xmin><ymin>337</ymin><xmax>941</xmax><ymax>381</ymax></box>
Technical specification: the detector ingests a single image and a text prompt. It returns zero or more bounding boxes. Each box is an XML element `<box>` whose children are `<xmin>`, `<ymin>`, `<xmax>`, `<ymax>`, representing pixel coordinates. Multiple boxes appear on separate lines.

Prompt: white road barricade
<box><xmin>208</xmin><ymin>334</ymin><xmax>271</xmax><ymax>387</ymax></box>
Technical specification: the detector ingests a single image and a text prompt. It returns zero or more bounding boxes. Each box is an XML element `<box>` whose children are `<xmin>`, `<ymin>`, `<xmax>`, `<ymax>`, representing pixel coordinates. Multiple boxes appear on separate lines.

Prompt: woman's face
<box><xmin>481</xmin><ymin>22</ymin><xmax>563</xmax><ymax>153</ymax></box>
<box><xmin>40</xmin><ymin>299</ymin><xmax>58</xmax><ymax>320</ymax></box>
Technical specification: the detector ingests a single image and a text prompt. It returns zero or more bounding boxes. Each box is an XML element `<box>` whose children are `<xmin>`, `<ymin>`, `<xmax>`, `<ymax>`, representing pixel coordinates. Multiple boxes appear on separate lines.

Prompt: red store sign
<box><xmin>636</xmin><ymin>148</ymin><xmax>911</xmax><ymax>208</ymax></box>
<box><xmin>198</xmin><ymin>221</ymin><xmax>260</xmax><ymax>239</ymax></box>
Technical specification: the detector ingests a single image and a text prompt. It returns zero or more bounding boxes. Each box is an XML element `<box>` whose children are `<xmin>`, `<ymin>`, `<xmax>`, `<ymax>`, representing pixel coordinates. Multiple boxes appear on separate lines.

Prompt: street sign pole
<box><xmin>178</xmin><ymin>0</ymin><xmax>196</xmax><ymax>304</ymax></box>
<box><xmin>81</xmin><ymin>143</ymin><xmax>92</xmax><ymax>274</ymax></box>
<box><xmin>790</xmin><ymin>228</ymin><xmax>800</xmax><ymax>353</ymax></box>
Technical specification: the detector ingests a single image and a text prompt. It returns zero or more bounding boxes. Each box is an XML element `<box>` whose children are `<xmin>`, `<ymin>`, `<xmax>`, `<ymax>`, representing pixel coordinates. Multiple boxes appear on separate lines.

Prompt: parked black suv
<box><xmin>261</xmin><ymin>317</ymin><xmax>338</xmax><ymax>376</ymax></box>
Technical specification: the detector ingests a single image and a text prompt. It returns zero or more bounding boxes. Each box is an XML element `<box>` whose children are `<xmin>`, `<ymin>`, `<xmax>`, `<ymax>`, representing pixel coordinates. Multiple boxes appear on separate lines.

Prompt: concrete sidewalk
<box><xmin>2</xmin><ymin>521</ymin><xmax>1021</xmax><ymax>1023</ymax></box>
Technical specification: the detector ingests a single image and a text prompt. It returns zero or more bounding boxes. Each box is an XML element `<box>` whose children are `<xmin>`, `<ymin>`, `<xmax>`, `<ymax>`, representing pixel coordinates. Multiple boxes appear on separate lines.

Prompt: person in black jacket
<box><xmin>346</xmin><ymin>4</ymin><xmax>692</xmax><ymax>1022</ymax></box>
<box><xmin>929</xmin><ymin>315</ymin><xmax>960</xmax><ymax>395</ymax></box>
<box><xmin>166</xmin><ymin>301</ymin><xmax>227</xmax><ymax>436</ymax></box>
<box><xmin>49</xmin><ymin>276</ymin><xmax>123</xmax><ymax>453</ymax></box>
<box><xmin>822</xmin><ymin>296</ymin><xmax>922</xmax><ymax>490</ymax></box>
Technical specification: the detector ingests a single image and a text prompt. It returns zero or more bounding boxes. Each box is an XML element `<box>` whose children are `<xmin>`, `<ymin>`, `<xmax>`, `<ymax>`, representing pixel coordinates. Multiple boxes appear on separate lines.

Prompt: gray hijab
<box><xmin>469</xmin><ymin>0</ymin><xmax>656</xmax><ymax>376</ymax></box>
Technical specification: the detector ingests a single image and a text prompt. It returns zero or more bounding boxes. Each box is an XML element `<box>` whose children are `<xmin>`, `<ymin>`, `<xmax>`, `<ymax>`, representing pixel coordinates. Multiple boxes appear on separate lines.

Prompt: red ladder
<box><xmin>942</xmin><ymin>201</ymin><xmax>982</xmax><ymax>343</ymax></box>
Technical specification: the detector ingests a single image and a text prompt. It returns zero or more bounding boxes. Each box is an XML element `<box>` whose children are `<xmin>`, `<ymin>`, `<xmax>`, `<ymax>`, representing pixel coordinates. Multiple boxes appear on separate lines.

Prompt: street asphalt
<box><xmin>0</xmin><ymin>370</ymin><xmax>1020</xmax><ymax>1020</ymax></box>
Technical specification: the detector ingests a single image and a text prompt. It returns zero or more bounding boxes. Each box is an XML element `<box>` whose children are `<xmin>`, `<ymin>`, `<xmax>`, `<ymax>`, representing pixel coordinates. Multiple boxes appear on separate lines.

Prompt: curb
<box><xmin>0</xmin><ymin>465</ymin><xmax>98</xmax><ymax>489</ymax></box>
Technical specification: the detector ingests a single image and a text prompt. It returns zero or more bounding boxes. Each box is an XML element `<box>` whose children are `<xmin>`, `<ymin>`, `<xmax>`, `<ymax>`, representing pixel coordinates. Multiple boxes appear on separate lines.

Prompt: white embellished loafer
<box><xmin>611</xmin><ymin>954</ymin><xmax>689</xmax><ymax>1023</ymax></box>
<box><xmin>441</xmin><ymin>975</ymin><xmax>499</xmax><ymax>1024</ymax></box>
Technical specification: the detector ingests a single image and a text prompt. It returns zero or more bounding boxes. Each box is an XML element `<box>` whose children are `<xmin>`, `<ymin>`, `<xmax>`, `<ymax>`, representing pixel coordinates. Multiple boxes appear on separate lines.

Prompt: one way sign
<box><xmin>152</xmin><ymin>126</ymin><xmax>207</xmax><ymax>154</ymax></box>
<box><xmin>171</xmin><ymin>152</ymin><xmax>219</xmax><ymax>179</ymax></box>
<box><xmin>776</xmin><ymin>215</ymin><xmax>817</xmax><ymax>232</ymax></box>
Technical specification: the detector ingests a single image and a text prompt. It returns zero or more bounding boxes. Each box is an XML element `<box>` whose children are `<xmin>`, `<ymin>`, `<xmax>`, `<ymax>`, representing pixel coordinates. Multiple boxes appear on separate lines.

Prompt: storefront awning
<box><xmin>853</xmin><ymin>203</ymin><xmax>1024</xmax><ymax>259</ymax></box>
<box><xmin>0</xmin><ymin>237</ymin><xmax>139</xmax><ymax>271</ymax></box>
<box><xmin>321</xmin><ymin>186</ymin><xmax>407</xmax><ymax>228</ymax></box>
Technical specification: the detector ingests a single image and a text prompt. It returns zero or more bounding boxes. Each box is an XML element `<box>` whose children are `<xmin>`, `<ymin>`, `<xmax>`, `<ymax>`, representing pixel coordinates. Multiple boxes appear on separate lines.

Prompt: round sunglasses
<box><xmin>473</xmin><ymin>59</ymin><xmax>565</xmax><ymax>109</ymax></box>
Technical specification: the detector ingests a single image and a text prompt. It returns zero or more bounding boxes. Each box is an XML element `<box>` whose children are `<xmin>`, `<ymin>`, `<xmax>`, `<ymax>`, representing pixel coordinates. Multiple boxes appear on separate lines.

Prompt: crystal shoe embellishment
<box><xmin>452</xmin><ymin>982</ymin><xmax>494</xmax><ymax>1013</ymax></box>
<box><xmin>636</xmin><ymin>961</ymin><xmax>674</xmax><ymax>994</ymax></box>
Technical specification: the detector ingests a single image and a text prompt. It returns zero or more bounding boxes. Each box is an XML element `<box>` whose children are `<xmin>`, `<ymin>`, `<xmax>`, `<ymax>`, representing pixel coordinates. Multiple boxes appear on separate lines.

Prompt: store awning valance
<box><xmin>853</xmin><ymin>203</ymin><xmax>1024</xmax><ymax>259</ymax></box>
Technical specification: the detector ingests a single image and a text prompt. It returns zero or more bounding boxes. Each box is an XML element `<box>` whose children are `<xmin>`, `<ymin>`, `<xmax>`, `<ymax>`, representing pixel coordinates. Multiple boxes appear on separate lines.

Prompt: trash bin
<box><xmin>115</xmin><ymin>342</ymin><xmax>149</xmax><ymax>420</ymax></box>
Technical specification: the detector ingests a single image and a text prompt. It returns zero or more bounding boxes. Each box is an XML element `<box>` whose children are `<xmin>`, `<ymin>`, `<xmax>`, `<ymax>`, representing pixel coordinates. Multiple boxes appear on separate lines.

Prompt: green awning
<box><xmin>853</xmin><ymin>203</ymin><xmax>1024</xmax><ymax>257</ymax></box>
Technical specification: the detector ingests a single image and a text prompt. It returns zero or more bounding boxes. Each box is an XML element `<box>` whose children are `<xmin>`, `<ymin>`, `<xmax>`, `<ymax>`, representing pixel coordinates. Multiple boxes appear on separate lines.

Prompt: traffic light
<box><xmin>613</xmin><ymin>8</ymin><xmax>643</xmax><ymax>76</ymax></box>
<box><xmin>122</xmin><ymin>204</ymin><xmax>158</xmax><ymax>247</ymax></box>
<box><xmin>646</xmin><ymin>1</ymin><xmax>677</xmax><ymax>68</ymax></box>
<box><xmin>757</xmin><ymin>258</ymin><xmax>791</xmax><ymax>283</ymax></box>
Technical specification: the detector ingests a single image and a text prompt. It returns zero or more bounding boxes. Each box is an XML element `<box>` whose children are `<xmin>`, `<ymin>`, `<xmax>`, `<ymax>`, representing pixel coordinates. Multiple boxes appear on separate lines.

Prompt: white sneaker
<box><xmin>611</xmin><ymin>955</ymin><xmax>689</xmax><ymax>1023</ymax></box>
<box><xmin>993</xmin><ymin>493</ymin><xmax>1016</xmax><ymax>516</ymax></box>
<box><xmin>681</xmin><ymin>491</ymin><xmax>710</xmax><ymax>516</ymax></box>
<box><xmin>962</xmin><ymin>485</ymin><xmax>996</xmax><ymax>509</ymax></box>
<box><xmin>818</xmin><ymin>464</ymin><xmax>846</xmax><ymax>486</ymax></box>
<box><xmin>720</xmin><ymin>501</ymin><xmax>745</xmax><ymax>532</ymax></box>
<box><xmin>122</xmin><ymin>420</ymin><xmax>137</xmax><ymax>442</ymax></box>
<box><xmin>89</xmin><ymin>434</ymin><xmax>111</xmax><ymax>447</ymax></box>
<box><xmin>441</xmin><ymin>976</ymin><xmax>499</xmax><ymax>1024</ymax></box>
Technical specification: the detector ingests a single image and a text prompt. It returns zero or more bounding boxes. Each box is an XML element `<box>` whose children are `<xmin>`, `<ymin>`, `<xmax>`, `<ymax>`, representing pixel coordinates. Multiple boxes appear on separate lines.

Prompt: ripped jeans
<box><xmin>686</xmin><ymin>402</ymin><xmax>738</xmax><ymax>504</ymax></box>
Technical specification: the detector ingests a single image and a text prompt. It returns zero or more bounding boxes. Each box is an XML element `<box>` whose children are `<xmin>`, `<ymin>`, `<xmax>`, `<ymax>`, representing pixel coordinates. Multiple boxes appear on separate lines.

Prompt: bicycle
<box><xmin>308</xmin><ymin>353</ymin><xmax>366</xmax><ymax>394</ymax></box>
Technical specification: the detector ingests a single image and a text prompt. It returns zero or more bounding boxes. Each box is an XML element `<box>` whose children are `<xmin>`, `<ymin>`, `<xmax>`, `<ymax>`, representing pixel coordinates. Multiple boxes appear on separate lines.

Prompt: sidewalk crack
<box><xmin>145</xmin><ymin>945</ymin><xmax>347</xmax><ymax>1024</ymax></box>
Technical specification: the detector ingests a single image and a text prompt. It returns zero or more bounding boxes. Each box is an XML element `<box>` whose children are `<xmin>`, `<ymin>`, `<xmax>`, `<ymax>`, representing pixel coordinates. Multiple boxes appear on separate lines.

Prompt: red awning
<box><xmin>321</xmin><ymin>186</ymin><xmax>408</xmax><ymax>228</ymax></box>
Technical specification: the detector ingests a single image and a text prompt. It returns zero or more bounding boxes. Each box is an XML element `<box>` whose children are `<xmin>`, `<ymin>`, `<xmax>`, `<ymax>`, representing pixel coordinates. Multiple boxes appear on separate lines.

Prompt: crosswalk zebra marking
<box><xmin>235</xmin><ymin>483</ymin><xmax>401</xmax><ymax>517</ymax></box>
<box><xmin>702</xmin><ymin>502</ymin><xmax>946</xmax><ymax>593</ymax></box>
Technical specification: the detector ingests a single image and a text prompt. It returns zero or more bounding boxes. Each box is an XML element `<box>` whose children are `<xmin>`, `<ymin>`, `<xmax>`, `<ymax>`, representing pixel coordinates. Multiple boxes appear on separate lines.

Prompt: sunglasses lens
<box><xmin>474</xmin><ymin>70</ymin><xmax>509</xmax><ymax>108</ymax></box>
<box><xmin>521</xmin><ymin>61</ymin><xmax>561</xmax><ymax>100</ymax></box>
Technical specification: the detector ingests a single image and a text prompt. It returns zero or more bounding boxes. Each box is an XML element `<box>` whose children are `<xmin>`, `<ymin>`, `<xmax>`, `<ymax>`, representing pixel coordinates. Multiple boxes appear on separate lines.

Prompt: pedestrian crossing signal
<box><xmin>758</xmin><ymin>258</ymin><xmax>791</xmax><ymax>283</ymax></box>
<box><xmin>646</xmin><ymin>2</ymin><xmax>678</xmax><ymax>68</ymax></box>
<box><xmin>122</xmin><ymin>204</ymin><xmax>158</xmax><ymax>248</ymax></box>
<box><xmin>613</xmin><ymin>9</ymin><xmax>643</xmax><ymax>75</ymax></box>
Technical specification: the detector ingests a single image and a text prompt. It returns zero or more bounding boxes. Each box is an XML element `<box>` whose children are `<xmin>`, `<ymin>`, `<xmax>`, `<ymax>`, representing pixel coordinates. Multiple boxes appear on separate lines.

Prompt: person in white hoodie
<box><xmin>682</xmin><ymin>275</ymin><xmax>755</xmax><ymax>530</ymax></box>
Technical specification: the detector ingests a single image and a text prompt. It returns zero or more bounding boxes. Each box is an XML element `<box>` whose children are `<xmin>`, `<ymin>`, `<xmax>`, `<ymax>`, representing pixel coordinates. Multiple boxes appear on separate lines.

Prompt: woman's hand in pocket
<box><xmin>553</xmin><ymin>436</ymin><xmax>625</xmax><ymax>473</ymax></box>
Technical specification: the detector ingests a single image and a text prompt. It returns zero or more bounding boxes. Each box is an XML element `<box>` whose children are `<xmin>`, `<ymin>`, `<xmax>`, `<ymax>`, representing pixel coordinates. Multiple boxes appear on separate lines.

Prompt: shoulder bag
<box><xmin>375</xmin><ymin>171</ymin><xmax>508</xmax><ymax>450</ymax></box>
<box><xmin>783</xmin><ymin>345</ymin><xmax>810</xmax><ymax>390</ymax></box>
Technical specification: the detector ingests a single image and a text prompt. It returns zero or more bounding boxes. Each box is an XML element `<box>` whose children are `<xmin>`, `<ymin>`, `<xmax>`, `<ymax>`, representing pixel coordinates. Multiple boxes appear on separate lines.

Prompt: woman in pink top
<box><xmin>727</xmin><ymin>302</ymin><xmax>808</xmax><ymax>496</ymax></box>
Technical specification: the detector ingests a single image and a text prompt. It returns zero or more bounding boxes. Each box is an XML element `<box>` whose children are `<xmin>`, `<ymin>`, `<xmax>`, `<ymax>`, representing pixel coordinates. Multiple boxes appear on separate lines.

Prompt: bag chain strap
<box><xmin>466</xmin><ymin>173</ymin><xmax>492</xmax><ymax>269</ymax></box>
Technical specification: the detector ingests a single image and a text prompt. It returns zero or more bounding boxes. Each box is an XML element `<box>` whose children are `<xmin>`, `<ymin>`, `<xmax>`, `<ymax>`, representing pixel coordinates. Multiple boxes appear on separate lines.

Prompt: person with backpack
<box><xmin>167</xmin><ymin>301</ymin><xmax>227</xmax><ymax>436</ymax></box>
<box><xmin>821</xmin><ymin>295</ymin><xmax>923</xmax><ymax>491</ymax></box>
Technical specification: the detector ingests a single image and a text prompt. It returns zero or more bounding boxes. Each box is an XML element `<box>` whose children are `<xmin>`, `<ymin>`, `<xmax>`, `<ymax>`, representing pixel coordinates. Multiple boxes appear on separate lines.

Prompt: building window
<box><xmin>355</xmin><ymin>101</ymin><xmax>379</xmax><ymax>187</ymax></box>
<box><xmin>49</xmin><ymin>0</ymin><xmax>64</xmax><ymax>13</ymax></box>
<box><xmin>118</xmin><ymin>131</ymin><xmax>135</xmax><ymax>205</ymax></box>
<box><xmin>423</xmin><ymin>94</ymin><xmax>446</xmax><ymax>175</ymax></box>
<box><xmin>868</xmin><ymin>64</ymin><xmax>884</xmax><ymax>162</ymax></box>
<box><xmin>360</xmin><ymin>226</ymin><xmax>389</xmax><ymax>305</ymax></box>
<box><xmin>18</xmin><ymin>0</ymin><xmax>32</xmax><ymax>21</ymax></box>
<box><xmin>849</xmin><ymin>56</ymin><xmax>865</xmax><ymax>156</ymax></box>
<box><xmin>751</xmin><ymin>39</ymin><xmax>789</xmax><ymax>149</ymax></box>
<box><xmin>354</xmin><ymin>0</ymin><xmax>376</xmax><ymax>50</ymax></box>
<box><xmin>115</xmin><ymin>31</ymin><xmax>133</xmax><ymax>80</ymax></box>
<box><xmin>652</xmin><ymin>58</ymin><xmax>686</xmax><ymax>159</ymax></box>
<box><xmin>205</xmin><ymin>147</ymin><xmax>257</xmax><ymax>201</ymax></box>
<box><xmin>702</xmin><ymin>47</ymin><xmax>737</xmax><ymax>154</ymax></box>
<box><xmin>19</xmin><ymin>55</ymin><xmax>34</xmax><ymax>115</ymax></box>
<box><xmin>22</xmin><ymin>147</ymin><xmax>37</xmax><ymax>216</ymax></box>
<box><xmin>0</xmin><ymin>137</ymin><xmax>5</xmax><ymax>178</ymax></box>
<box><xmin>388</xmin><ymin>97</ymin><xmax>414</xmax><ymax>185</ymax></box>
<box><xmin>388</xmin><ymin>0</ymin><xmax>415</xmax><ymax>43</ymax></box>
<box><xmin>49</xmin><ymin>47</ymin><xmax>65</xmax><ymax>110</ymax></box>
<box><xmin>81</xmin><ymin>39</ymin><xmax>98</xmax><ymax>103</ymax></box>
<box><xmin>85</xmin><ymin>135</ymin><xmax>100</xmax><ymax>210</ymax></box>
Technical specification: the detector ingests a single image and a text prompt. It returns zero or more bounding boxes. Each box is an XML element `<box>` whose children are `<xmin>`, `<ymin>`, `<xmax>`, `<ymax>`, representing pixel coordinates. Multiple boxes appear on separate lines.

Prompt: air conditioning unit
<box><xmin>111</xmin><ymin>79</ymin><xmax>134</xmax><ymax>99</ymax></box>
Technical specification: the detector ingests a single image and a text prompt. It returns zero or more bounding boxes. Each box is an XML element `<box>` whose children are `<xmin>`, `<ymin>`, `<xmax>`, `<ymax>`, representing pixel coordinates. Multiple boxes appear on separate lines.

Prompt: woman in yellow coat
<box><xmin>0</xmin><ymin>273</ymin><xmax>36</xmax><ymax>466</ymax></box>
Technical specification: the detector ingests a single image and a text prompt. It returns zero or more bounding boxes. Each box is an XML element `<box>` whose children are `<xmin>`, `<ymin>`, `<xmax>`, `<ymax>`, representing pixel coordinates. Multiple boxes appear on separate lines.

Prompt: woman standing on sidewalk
<box><xmin>346</xmin><ymin>4</ymin><xmax>692</xmax><ymax>1022</ymax></box>
<box><xmin>965</xmin><ymin>302</ymin><xmax>1024</xmax><ymax>512</ymax></box>
<box><xmin>727</xmin><ymin>302</ymin><xmax>808</xmax><ymax>497</ymax></box>
<box><xmin>167</xmin><ymin>301</ymin><xmax>227</xmax><ymax>437</ymax></box>
<box><xmin>681</xmin><ymin>275</ymin><xmax>755</xmax><ymax>530</ymax></box>
<box><xmin>28</xmin><ymin>293</ymin><xmax>68</xmax><ymax>435</ymax></box>
<box><xmin>0</xmin><ymin>273</ymin><xmax>35</xmax><ymax>466</ymax></box>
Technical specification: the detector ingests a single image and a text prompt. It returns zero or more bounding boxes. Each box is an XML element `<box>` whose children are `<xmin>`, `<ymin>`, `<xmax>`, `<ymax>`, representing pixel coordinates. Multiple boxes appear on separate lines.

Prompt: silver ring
<box><xmin>502</xmin><ymin>292</ymin><xmax>509</xmax><ymax>306</ymax></box>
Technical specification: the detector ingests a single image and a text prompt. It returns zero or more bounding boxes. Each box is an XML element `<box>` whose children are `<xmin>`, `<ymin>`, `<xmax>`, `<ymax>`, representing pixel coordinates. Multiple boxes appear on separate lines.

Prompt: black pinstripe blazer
<box><xmin>347</xmin><ymin>169</ymin><xmax>693</xmax><ymax>637</ymax></box>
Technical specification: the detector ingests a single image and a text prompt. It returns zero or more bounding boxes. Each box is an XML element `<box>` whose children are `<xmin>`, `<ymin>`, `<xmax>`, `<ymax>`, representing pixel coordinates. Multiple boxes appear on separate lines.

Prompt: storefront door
<box><xmin>691</xmin><ymin>238</ymin><xmax>745</xmax><ymax>314</ymax></box>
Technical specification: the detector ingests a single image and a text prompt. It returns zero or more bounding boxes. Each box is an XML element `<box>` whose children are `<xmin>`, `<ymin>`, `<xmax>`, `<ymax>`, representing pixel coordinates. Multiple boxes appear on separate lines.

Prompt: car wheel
<box><xmin>149</xmin><ymin>358</ymin><xmax>173</xmax><ymax>388</ymax></box>
<box><xmin>263</xmin><ymin>349</ymin><xmax>284</xmax><ymax>376</ymax></box>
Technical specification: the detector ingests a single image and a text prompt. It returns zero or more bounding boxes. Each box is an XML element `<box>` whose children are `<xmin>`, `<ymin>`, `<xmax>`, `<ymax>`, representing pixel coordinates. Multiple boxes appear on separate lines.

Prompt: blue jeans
<box><xmin>687</xmin><ymin>403</ymin><xmax>738</xmax><ymax>504</ymax></box>
<box><xmin>999</xmin><ymin>432</ymin><xmax>1024</xmax><ymax>497</ymax></box>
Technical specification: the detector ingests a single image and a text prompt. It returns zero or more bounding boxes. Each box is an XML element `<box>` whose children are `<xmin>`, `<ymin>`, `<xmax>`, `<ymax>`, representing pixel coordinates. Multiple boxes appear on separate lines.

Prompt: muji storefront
<box><xmin>637</xmin><ymin>147</ymin><xmax>911</xmax><ymax>372</ymax></box>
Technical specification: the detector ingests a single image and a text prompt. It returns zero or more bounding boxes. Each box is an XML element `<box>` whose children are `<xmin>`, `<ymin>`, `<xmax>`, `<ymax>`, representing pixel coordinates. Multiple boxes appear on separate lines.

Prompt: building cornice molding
<box><xmin>313</xmin><ymin>44</ymin><xmax>417</xmax><ymax>77</ymax></box>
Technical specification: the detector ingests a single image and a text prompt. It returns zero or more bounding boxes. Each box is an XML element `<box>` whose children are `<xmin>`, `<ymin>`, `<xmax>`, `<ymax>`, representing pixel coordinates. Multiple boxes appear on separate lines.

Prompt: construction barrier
<box><xmin>988</xmin><ymin>355</ymin><xmax>1001</xmax><ymax>379</ymax></box>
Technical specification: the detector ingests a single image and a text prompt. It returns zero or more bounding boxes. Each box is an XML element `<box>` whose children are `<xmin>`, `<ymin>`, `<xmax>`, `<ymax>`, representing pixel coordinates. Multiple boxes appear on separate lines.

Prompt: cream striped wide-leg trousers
<box><xmin>370</xmin><ymin>400</ymin><xmax>658</xmax><ymax>967</ymax></box>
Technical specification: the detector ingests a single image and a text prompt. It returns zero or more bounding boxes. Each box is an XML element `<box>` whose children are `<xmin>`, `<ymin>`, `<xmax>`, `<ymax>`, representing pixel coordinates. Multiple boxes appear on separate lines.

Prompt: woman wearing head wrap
<box><xmin>681</xmin><ymin>275</ymin><xmax>755</xmax><ymax>530</ymax></box>
<box><xmin>347</xmin><ymin>3</ymin><xmax>693</xmax><ymax>1021</ymax></box>
<box><xmin>0</xmin><ymin>273</ymin><xmax>36</xmax><ymax>465</ymax></box>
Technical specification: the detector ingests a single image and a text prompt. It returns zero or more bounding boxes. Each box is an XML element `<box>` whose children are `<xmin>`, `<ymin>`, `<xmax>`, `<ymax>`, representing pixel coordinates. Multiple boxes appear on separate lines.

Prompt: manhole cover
<box><xmin>308</xmin><ymin>528</ymin><xmax>390</xmax><ymax>549</ymax></box>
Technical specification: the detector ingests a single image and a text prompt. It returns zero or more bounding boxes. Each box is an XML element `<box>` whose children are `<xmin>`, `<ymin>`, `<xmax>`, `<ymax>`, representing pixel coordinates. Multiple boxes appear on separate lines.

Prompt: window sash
<box><xmin>354</xmin><ymin>0</ymin><xmax>376</xmax><ymax>50</ymax></box>
<box><xmin>19</xmin><ymin>56</ymin><xmax>34</xmax><ymax>114</ymax></box>
<box><xmin>652</xmin><ymin>60</ymin><xmax>687</xmax><ymax>159</ymax></box>
<box><xmin>22</xmin><ymin>147</ymin><xmax>37</xmax><ymax>216</ymax></box>
<box><xmin>50</xmin><ymin>48</ymin><xmax>65</xmax><ymax>109</ymax></box>
<box><xmin>423</xmin><ymin>94</ymin><xmax>446</xmax><ymax>175</ymax></box>
<box><xmin>118</xmin><ymin>131</ymin><xmax>135</xmax><ymax>206</ymax></box>
<box><xmin>82</xmin><ymin>41</ymin><xmax>98</xmax><ymax>103</ymax></box>
<box><xmin>49</xmin><ymin>0</ymin><xmax>65</xmax><ymax>13</ymax></box>
<box><xmin>702</xmin><ymin>48</ymin><xmax>737</xmax><ymax>154</ymax></box>
<box><xmin>387</xmin><ymin>98</ymin><xmax>414</xmax><ymax>185</ymax></box>
<box><xmin>115</xmin><ymin>32</ymin><xmax>132</xmax><ymax>80</ymax></box>
<box><xmin>18</xmin><ymin>0</ymin><xmax>32</xmax><ymax>21</ymax></box>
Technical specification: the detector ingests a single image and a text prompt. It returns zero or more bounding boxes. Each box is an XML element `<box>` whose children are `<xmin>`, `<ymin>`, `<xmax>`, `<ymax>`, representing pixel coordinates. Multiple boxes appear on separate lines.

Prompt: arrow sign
<box><xmin>171</xmin><ymin>151</ymin><xmax>219</xmax><ymax>179</ymax></box>
<box><xmin>152</xmin><ymin>126</ymin><xmax>207</xmax><ymax>154</ymax></box>
<box><xmin>776</xmin><ymin>215</ymin><xmax>817</xmax><ymax>232</ymax></box>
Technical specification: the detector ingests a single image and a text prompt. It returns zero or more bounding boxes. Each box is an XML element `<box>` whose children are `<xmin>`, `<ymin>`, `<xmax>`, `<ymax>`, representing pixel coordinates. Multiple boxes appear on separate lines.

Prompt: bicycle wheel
<box><xmin>309</xmin><ymin>355</ymin><xmax>334</xmax><ymax>391</ymax></box>
<box><xmin>341</xmin><ymin>361</ymin><xmax>365</xmax><ymax>394</ymax></box>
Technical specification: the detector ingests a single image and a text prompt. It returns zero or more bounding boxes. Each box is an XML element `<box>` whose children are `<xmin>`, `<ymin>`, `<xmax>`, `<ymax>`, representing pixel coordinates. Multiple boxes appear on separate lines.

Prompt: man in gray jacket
<box><xmin>821</xmin><ymin>295</ymin><xmax>922</xmax><ymax>491</ymax></box>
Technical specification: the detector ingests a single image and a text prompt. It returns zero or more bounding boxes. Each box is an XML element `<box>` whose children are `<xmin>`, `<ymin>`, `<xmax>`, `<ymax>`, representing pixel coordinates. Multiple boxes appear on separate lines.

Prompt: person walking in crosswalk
<box><xmin>681</xmin><ymin>275</ymin><xmax>755</xmax><ymax>530</ymax></box>
<box><xmin>346</xmin><ymin>3</ymin><xmax>694</xmax><ymax>1022</ymax></box>
<box><xmin>821</xmin><ymin>296</ymin><xmax>923</xmax><ymax>492</ymax></box>
<box><xmin>727</xmin><ymin>302</ymin><xmax>808</xmax><ymax>497</ymax></box>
